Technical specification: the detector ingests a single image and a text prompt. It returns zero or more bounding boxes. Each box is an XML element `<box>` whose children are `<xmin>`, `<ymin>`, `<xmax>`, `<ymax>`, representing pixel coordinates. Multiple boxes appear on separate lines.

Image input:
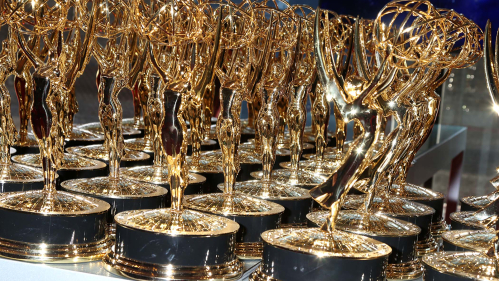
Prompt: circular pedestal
<box><xmin>442</xmin><ymin>229</ymin><xmax>495</xmax><ymax>252</ymax></box>
<box><xmin>78</xmin><ymin>122</ymin><xmax>141</xmax><ymax>139</ymax></box>
<box><xmin>250</xmin><ymin>228</ymin><xmax>391</xmax><ymax>281</ymax></box>
<box><xmin>0</xmin><ymin>190</ymin><xmax>111</xmax><ymax>262</ymax></box>
<box><xmin>423</xmin><ymin>252</ymin><xmax>499</xmax><ymax>281</ymax></box>
<box><xmin>12</xmin><ymin>134</ymin><xmax>39</xmax><ymax>155</ymax></box>
<box><xmin>122</xmin><ymin>118</ymin><xmax>145</xmax><ymax>132</ymax></box>
<box><xmin>450</xmin><ymin>211</ymin><xmax>489</xmax><ymax>230</ymax></box>
<box><xmin>121</xmin><ymin>166</ymin><xmax>206</xmax><ymax>195</ymax></box>
<box><xmin>103</xmin><ymin>209</ymin><xmax>243</xmax><ymax>280</ymax></box>
<box><xmin>239</xmin><ymin>142</ymin><xmax>290</xmax><ymax>170</ymax></box>
<box><xmin>343</xmin><ymin>194</ymin><xmax>437</xmax><ymax>257</ymax></box>
<box><xmin>12</xmin><ymin>153</ymin><xmax>108</xmax><ymax>182</ymax></box>
<box><xmin>67</xmin><ymin>144</ymin><xmax>151</xmax><ymax>168</ymax></box>
<box><xmin>0</xmin><ymin>164</ymin><xmax>45</xmax><ymax>192</ymax></box>
<box><xmin>250</xmin><ymin>169</ymin><xmax>326</xmax><ymax>190</ymax></box>
<box><xmin>276</xmin><ymin>141</ymin><xmax>314</xmax><ymax>156</ymax></box>
<box><xmin>65</xmin><ymin>128</ymin><xmax>105</xmax><ymax>147</ymax></box>
<box><xmin>460</xmin><ymin>193</ymin><xmax>499</xmax><ymax>212</ymax></box>
<box><xmin>61</xmin><ymin>177</ymin><xmax>169</xmax><ymax>225</ymax></box>
<box><xmin>184</xmin><ymin>193</ymin><xmax>284</xmax><ymax>259</ymax></box>
<box><xmin>307</xmin><ymin>210</ymin><xmax>422</xmax><ymax>280</ymax></box>
<box><xmin>280</xmin><ymin>159</ymin><xmax>339</xmax><ymax>175</ymax></box>
<box><xmin>228</xmin><ymin>180</ymin><xmax>312</xmax><ymax>227</ymax></box>
<box><xmin>124</xmin><ymin>138</ymin><xmax>154</xmax><ymax>155</ymax></box>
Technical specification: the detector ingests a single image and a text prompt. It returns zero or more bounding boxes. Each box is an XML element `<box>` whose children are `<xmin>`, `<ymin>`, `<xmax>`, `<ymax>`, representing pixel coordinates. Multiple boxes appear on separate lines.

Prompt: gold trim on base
<box><xmin>385</xmin><ymin>260</ymin><xmax>424</xmax><ymax>280</ymax></box>
<box><xmin>249</xmin><ymin>265</ymin><xmax>279</xmax><ymax>281</ymax></box>
<box><xmin>236</xmin><ymin>242</ymin><xmax>263</xmax><ymax>260</ymax></box>
<box><xmin>414</xmin><ymin>237</ymin><xmax>439</xmax><ymax>258</ymax></box>
<box><xmin>0</xmin><ymin>236</ymin><xmax>112</xmax><ymax>263</ymax></box>
<box><xmin>430</xmin><ymin>219</ymin><xmax>448</xmax><ymax>238</ymax></box>
<box><xmin>279</xmin><ymin>222</ymin><xmax>307</xmax><ymax>228</ymax></box>
<box><xmin>103</xmin><ymin>251</ymin><xmax>243</xmax><ymax>281</ymax></box>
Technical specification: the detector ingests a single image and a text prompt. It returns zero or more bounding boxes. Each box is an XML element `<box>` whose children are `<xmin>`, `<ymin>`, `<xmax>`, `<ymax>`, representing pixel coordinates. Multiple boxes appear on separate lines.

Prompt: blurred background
<box><xmin>1</xmin><ymin>0</ymin><xmax>499</xmax><ymax>201</ymax></box>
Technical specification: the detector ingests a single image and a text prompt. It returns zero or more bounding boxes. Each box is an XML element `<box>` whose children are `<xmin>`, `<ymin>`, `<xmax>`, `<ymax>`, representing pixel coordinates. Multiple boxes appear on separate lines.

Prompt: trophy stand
<box><xmin>0</xmin><ymin>31</ymin><xmax>44</xmax><ymax>192</ymax></box>
<box><xmin>61</xmin><ymin>28</ymin><xmax>168</xmax><ymax>235</ymax></box>
<box><xmin>0</xmin><ymin>1</ymin><xmax>113</xmax><ymax>260</ymax></box>
<box><xmin>185</xmin><ymin>9</ymin><xmax>286</xmax><ymax>257</ymax></box>
<box><xmin>121</xmin><ymin>73</ymin><xmax>206</xmax><ymax>195</ymax></box>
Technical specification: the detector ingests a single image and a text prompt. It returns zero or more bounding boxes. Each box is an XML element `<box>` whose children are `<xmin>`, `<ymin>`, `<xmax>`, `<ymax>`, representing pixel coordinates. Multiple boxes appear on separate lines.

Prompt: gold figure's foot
<box><xmin>423</xmin><ymin>252</ymin><xmax>499</xmax><ymax>280</ymax></box>
<box><xmin>279</xmin><ymin>159</ymin><xmax>340</xmax><ymax>175</ymax></box>
<box><xmin>0</xmin><ymin>190</ymin><xmax>111</xmax><ymax>262</ymax></box>
<box><xmin>442</xmin><ymin>229</ymin><xmax>496</xmax><ymax>253</ymax></box>
<box><xmin>78</xmin><ymin>122</ymin><xmax>141</xmax><ymax>138</ymax></box>
<box><xmin>125</xmin><ymin>138</ymin><xmax>154</xmax><ymax>153</ymax></box>
<box><xmin>121</xmin><ymin>165</ymin><xmax>206</xmax><ymax>194</ymax></box>
<box><xmin>184</xmin><ymin>193</ymin><xmax>285</xmax><ymax>260</ymax></box>
<box><xmin>66</xmin><ymin>144</ymin><xmax>150</xmax><ymax>166</ymax></box>
<box><xmin>250</xmin><ymin>169</ymin><xmax>327</xmax><ymax>189</ymax></box>
<box><xmin>103</xmin><ymin>209</ymin><xmax>243</xmax><ymax>280</ymax></box>
<box><xmin>250</xmin><ymin>228</ymin><xmax>391</xmax><ymax>281</ymax></box>
<box><xmin>228</xmin><ymin>180</ymin><xmax>312</xmax><ymax>225</ymax></box>
<box><xmin>0</xmin><ymin>163</ymin><xmax>44</xmax><ymax>192</ymax></box>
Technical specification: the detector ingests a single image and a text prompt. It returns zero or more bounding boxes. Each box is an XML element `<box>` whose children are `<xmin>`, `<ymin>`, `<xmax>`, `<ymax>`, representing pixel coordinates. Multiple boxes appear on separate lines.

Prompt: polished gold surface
<box><xmin>66</xmin><ymin>144</ymin><xmax>149</xmax><ymax>162</ymax></box>
<box><xmin>229</xmin><ymin>180</ymin><xmax>311</xmax><ymax>201</ymax></box>
<box><xmin>307</xmin><ymin>210</ymin><xmax>421</xmax><ymax>237</ymax></box>
<box><xmin>423</xmin><ymin>252</ymin><xmax>499</xmax><ymax>280</ymax></box>
<box><xmin>461</xmin><ymin>191</ymin><xmax>499</xmax><ymax>210</ymax></box>
<box><xmin>442</xmin><ymin>229</ymin><xmax>496</xmax><ymax>253</ymax></box>
<box><xmin>184</xmin><ymin>194</ymin><xmax>284</xmax><ymax>216</ymax></box>
<box><xmin>0</xmin><ymin>236</ymin><xmax>112</xmax><ymax>263</ymax></box>
<box><xmin>250</xmin><ymin>169</ymin><xmax>327</xmax><ymax>187</ymax></box>
<box><xmin>450</xmin><ymin>211</ymin><xmax>491</xmax><ymax>230</ymax></box>
<box><xmin>343</xmin><ymin>194</ymin><xmax>435</xmax><ymax>218</ymax></box>
<box><xmin>0</xmin><ymin>164</ymin><xmax>44</xmax><ymax>183</ymax></box>
<box><xmin>385</xmin><ymin>260</ymin><xmax>424</xmax><ymax>280</ymax></box>
<box><xmin>115</xmin><ymin>209</ymin><xmax>240</xmax><ymax>236</ymax></box>
<box><xmin>78</xmin><ymin>122</ymin><xmax>140</xmax><ymax>137</ymax></box>
<box><xmin>12</xmin><ymin>153</ymin><xmax>106</xmax><ymax>171</ymax></box>
<box><xmin>103</xmin><ymin>252</ymin><xmax>243</xmax><ymax>281</ymax></box>
<box><xmin>122</xmin><ymin>166</ymin><xmax>206</xmax><ymax>185</ymax></box>
<box><xmin>262</xmin><ymin>228</ymin><xmax>392</xmax><ymax>259</ymax></box>
<box><xmin>67</xmin><ymin>128</ymin><xmax>104</xmax><ymax>142</ymax></box>
<box><xmin>236</xmin><ymin>242</ymin><xmax>264</xmax><ymax>260</ymax></box>
<box><xmin>61</xmin><ymin>177</ymin><xmax>168</xmax><ymax>199</ymax></box>
<box><xmin>0</xmin><ymin>190</ymin><xmax>109</xmax><ymax>215</ymax></box>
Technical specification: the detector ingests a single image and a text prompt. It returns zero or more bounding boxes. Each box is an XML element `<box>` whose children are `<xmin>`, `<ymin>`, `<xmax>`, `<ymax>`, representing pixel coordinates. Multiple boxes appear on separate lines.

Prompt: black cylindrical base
<box><xmin>11</xmin><ymin>145</ymin><xmax>38</xmax><ymax>155</ymax></box>
<box><xmin>268</xmin><ymin>198</ymin><xmax>312</xmax><ymax>226</ymax></box>
<box><xmin>0</xmin><ymin>181</ymin><xmax>44</xmax><ymax>192</ymax></box>
<box><xmin>424</xmin><ymin>262</ymin><xmax>472</xmax><ymax>281</ymax></box>
<box><xmin>255</xmin><ymin>241</ymin><xmax>387</xmax><ymax>281</ymax></box>
<box><xmin>197</xmin><ymin>172</ymin><xmax>224</xmax><ymax>194</ymax></box>
<box><xmin>57</xmin><ymin>167</ymin><xmax>108</xmax><ymax>184</ymax></box>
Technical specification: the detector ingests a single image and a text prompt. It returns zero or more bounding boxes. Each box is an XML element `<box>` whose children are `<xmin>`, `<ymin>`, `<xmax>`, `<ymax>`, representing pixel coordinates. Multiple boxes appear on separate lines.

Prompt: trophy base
<box><xmin>279</xmin><ymin>160</ymin><xmax>340</xmax><ymax>175</ymax></box>
<box><xmin>450</xmin><ymin>211</ymin><xmax>488</xmax><ymax>230</ymax></box>
<box><xmin>423</xmin><ymin>252</ymin><xmax>499</xmax><ymax>281</ymax></box>
<box><xmin>250</xmin><ymin>169</ymin><xmax>327</xmax><ymax>190</ymax></box>
<box><xmin>12</xmin><ymin>153</ymin><xmax>108</xmax><ymax>182</ymax></box>
<box><xmin>442</xmin><ymin>229</ymin><xmax>495</xmax><ymax>252</ymax></box>
<box><xmin>104</xmin><ymin>208</ymin><xmax>243</xmax><ymax>280</ymax></box>
<box><xmin>386</xmin><ymin>260</ymin><xmax>424</xmax><ymax>280</ymax></box>
<box><xmin>121</xmin><ymin>165</ymin><xmax>206</xmax><ymax>195</ymax></box>
<box><xmin>60</xmin><ymin>176</ymin><xmax>169</xmax><ymax>227</ymax></box>
<box><xmin>276</xmin><ymin>142</ymin><xmax>314</xmax><ymax>155</ymax></box>
<box><xmin>302</xmin><ymin>148</ymin><xmax>344</xmax><ymax>162</ymax></box>
<box><xmin>414</xmin><ymin>237</ymin><xmax>439</xmax><ymax>258</ymax></box>
<box><xmin>239</xmin><ymin>142</ymin><xmax>290</xmax><ymax>170</ymax></box>
<box><xmin>67</xmin><ymin>144</ymin><xmax>151</xmax><ymax>167</ymax></box>
<box><xmin>78</xmin><ymin>122</ymin><xmax>141</xmax><ymax>139</ymax></box>
<box><xmin>226</xmin><ymin>180</ymin><xmax>313</xmax><ymax>225</ymax></box>
<box><xmin>0</xmin><ymin>163</ymin><xmax>44</xmax><ymax>192</ymax></box>
<box><xmin>0</xmin><ymin>190</ymin><xmax>111</xmax><ymax>262</ymax></box>
<box><xmin>12</xmin><ymin>134</ymin><xmax>39</xmax><ymax>154</ymax></box>
<box><xmin>103</xmin><ymin>252</ymin><xmax>242</xmax><ymax>281</ymax></box>
<box><xmin>389</xmin><ymin>183</ymin><xmax>445</xmax><ymax>222</ymax></box>
<box><xmin>307</xmin><ymin>210</ymin><xmax>421</xmax><ymax>278</ymax></box>
<box><xmin>125</xmin><ymin>138</ymin><xmax>154</xmax><ymax>154</ymax></box>
<box><xmin>430</xmin><ymin>219</ymin><xmax>448</xmax><ymax>239</ymax></box>
<box><xmin>184</xmin><ymin>193</ymin><xmax>285</xmax><ymax>259</ymax></box>
<box><xmin>122</xmin><ymin>117</ymin><xmax>145</xmax><ymax>131</ymax></box>
<box><xmin>65</xmin><ymin>128</ymin><xmax>104</xmax><ymax>147</ymax></box>
<box><xmin>236</xmin><ymin>242</ymin><xmax>263</xmax><ymax>259</ymax></box>
<box><xmin>460</xmin><ymin>193</ymin><xmax>499</xmax><ymax>212</ymax></box>
<box><xmin>250</xmin><ymin>228</ymin><xmax>391</xmax><ymax>281</ymax></box>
